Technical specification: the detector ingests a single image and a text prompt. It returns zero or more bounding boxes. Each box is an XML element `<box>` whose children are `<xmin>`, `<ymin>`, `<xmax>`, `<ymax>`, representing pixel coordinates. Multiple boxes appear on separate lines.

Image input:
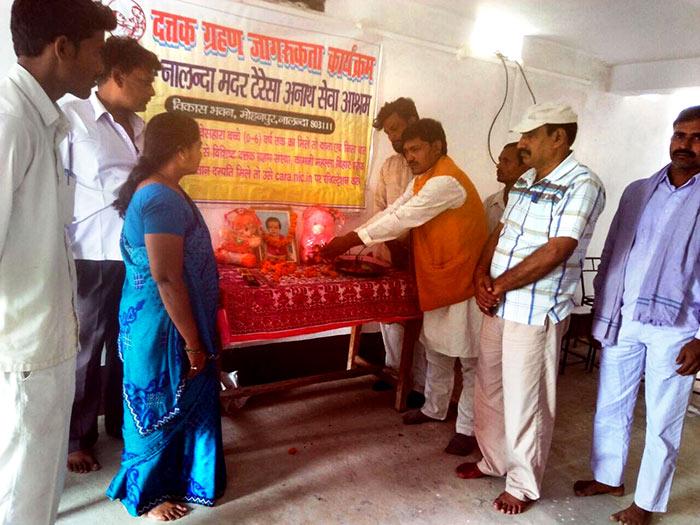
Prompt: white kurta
<box><xmin>371</xmin><ymin>153</ymin><xmax>414</xmax><ymax>262</ymax></box>
<box><xmin>357</xmin><ymin>175</ymin><xmax>480</xmax><ymax>358</ymax></box>
<box><xmin>373</xmin><ymin>153</ymin><xmax>414</xmax><ymax>214</ymax></box>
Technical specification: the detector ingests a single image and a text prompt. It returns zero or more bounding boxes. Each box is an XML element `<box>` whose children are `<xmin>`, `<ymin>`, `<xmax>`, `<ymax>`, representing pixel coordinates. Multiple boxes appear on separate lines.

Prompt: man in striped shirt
<box><xmin>456</xmin><ymin>102</ymin><xmax>605</xmax><ymax>515</ymax></box>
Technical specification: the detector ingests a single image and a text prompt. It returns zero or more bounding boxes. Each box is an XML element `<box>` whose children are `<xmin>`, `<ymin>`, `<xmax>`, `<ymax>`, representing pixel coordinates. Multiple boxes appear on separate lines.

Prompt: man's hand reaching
<box><xmin>319</xmin><ymin>232</ymin><xmax>363</xmax><ymax>261</ymax></box>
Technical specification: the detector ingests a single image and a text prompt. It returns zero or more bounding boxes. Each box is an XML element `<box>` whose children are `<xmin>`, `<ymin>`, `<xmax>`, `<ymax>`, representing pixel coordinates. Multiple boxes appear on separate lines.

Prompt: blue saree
<box><xmin>107</xmin><ymin>184</ymin><xmax>226</xmax><ymax>516</ymax></box>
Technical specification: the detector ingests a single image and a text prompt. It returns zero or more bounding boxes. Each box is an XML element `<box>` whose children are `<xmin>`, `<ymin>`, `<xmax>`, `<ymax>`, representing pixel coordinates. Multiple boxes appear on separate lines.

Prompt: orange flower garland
<box><xmin>260</xmin><ymin>259</ymin><xmax>338</xmax><ymax>283</ymax></box>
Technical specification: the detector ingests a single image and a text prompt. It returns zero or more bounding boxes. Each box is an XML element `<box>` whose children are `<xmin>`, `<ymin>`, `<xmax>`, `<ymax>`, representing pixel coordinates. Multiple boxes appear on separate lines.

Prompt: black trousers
<box><xmin>69</xmin><ymin>260</ymin><xmax>125</xmax><ymax>453</ymax></box>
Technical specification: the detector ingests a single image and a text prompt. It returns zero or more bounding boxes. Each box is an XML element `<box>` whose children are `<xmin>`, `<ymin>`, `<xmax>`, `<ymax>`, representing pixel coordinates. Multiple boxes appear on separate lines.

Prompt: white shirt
<box><xmin>357</xmin><ymin>172</ymin><xmax>477</xmax><ymax>357</ymax></box>
<box><xmin>492</xmin><ymin>153</ymin><xmax>605</xmax><ymax>325</ymax></box>
<box><xmin>373</xmin><ymin>154</ymin><xmax>414</xmax><ymax>214</ymax></box>
<box><xmin>0</xmin><ymin>64</ymin><xmax>78</xmax><ymax>371</ymax></box>
<box><xmin>60</xmin><ymin>92</ymin><xmax>144</xmax><ymax>260</ymax></box>
<box><xmin>483</xmin><ymin>189</ymin><xmax>506</xmax><ymax>234</ymax></box>
<box><xmin>371</xmin><ymin>153</ymin><xmax>414</xmax><ymax>261</ymax></box>
<box><xmin>359</xmin><ymin>176</ymin><xmax>466</xmax><ymax>244</ymax></box>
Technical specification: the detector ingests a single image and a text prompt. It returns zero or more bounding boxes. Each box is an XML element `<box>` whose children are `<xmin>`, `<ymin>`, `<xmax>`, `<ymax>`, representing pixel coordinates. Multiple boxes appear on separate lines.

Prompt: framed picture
<box><xmin>215</xmin><ymin>208</ymin><xmax>263</xmax><ymax>268</ymax></box>
<box><xmin>254</xmin><ymin>208</ymin><xmax>298</xmax><ymax>264</ymax></box>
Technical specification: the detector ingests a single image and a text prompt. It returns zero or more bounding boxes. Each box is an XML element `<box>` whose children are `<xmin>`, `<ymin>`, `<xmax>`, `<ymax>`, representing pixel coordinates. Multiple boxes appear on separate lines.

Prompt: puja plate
<box><xmin>334</xmin><ymin>255</ymin><xmax>388</xmax><ymax>278</ymax></box>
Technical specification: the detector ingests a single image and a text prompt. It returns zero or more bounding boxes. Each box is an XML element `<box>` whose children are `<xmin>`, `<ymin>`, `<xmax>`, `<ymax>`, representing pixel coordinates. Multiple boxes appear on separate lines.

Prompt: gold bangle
<box><xmin>185</xmin><ymin>347</ymin><xmax>203</xmax><ymax>354</ymax></box>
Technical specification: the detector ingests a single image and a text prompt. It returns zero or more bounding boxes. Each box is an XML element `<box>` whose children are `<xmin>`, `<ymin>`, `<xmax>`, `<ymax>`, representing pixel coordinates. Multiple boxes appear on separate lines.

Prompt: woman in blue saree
<box><xmin>108</xmin><ymin>112</ymin><xmax>226</xmax><ymax>520</ymax></box>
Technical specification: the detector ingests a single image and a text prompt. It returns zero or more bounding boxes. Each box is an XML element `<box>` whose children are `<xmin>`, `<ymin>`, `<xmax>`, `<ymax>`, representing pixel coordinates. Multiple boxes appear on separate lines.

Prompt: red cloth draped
<box><xmin>218</xmin><ymin>265</ymin><xmax>421</xmax><ymax>343</ymax></box>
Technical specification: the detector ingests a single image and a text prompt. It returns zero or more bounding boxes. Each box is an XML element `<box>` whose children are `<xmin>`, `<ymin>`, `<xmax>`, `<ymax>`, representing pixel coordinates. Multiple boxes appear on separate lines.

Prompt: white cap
<box><xmin>511</xmin><ymin>102</ymin><xmax>578</xmax><ymax>133</ymax></box>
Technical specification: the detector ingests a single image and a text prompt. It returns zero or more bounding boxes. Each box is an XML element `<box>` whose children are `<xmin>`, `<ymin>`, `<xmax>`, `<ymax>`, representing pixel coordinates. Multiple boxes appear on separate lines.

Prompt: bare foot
<box><xmin>574</xmin><ymin>479</ymin><xmax>625</xmax><ymax>497</ymax></box>
<box><xmin>610</xmin><ymin>503</ymin><xmax>652</xmax><ymax>525</ymax></box>
<box><xmin>493</xmin><ymin>491</ymin><xmax>533</xmax><ymax>514</ymax></box>
<box><xmin>67</xmin><ymin>449</ymin><xmax>101</xmax><ymax>474</ymax></box>
<box><xmin>455</xmin><ymin>462</ymin><xmax>487</xmax><ymax>479</ymax></box>
<box><xmin>147</xmin><ymin>502</ymin><xmax>189</xmax><ymax>521</ymax></box>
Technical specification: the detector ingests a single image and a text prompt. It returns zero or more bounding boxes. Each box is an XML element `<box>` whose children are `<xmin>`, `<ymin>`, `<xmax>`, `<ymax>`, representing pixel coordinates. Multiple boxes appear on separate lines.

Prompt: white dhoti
<box><xmin>419</xmin><ymin>297</ymin><xmax>482</xmax><ymax>435</ymax></box>
<box><xmin>591</xmin><ymin>318</ymin><xmax>696</xmax><ymax>512</ymax></box>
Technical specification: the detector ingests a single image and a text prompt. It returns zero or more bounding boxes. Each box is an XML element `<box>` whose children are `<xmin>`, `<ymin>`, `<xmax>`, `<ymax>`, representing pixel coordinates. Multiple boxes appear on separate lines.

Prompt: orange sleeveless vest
<box><xmin>411</xmin><ymin>155</ymin><xmax>488</xmax><ymax>311</ymax></box>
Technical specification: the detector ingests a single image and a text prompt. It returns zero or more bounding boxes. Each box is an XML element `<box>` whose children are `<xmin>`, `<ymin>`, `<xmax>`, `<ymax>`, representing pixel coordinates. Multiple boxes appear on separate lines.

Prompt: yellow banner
<box><xmin>110</xmin><ymin>0</ymin><xmax>380</xmax><ymax>208</ymax></box>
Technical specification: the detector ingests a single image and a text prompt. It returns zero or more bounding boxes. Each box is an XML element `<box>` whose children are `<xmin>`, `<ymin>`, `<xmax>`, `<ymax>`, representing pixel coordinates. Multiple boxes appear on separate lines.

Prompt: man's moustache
<box><xmin>672</xmin><ymin>149</ymin><xmax>695</xmax><ymax>158</ymax></box>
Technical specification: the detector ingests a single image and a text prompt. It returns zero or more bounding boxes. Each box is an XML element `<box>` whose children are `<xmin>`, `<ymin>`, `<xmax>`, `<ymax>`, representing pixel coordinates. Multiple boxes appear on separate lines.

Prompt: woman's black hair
<box><xmin>114</xmin><ymin>112</ymin><xmax>200</xmax><ymax>217</ymax></box>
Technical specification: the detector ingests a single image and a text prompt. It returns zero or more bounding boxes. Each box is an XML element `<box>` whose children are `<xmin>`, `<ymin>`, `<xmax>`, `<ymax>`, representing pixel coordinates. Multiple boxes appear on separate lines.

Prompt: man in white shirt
<box><xmin>370</xmin><ymin>97</ymin><xmax>427</xmax><ymax>405</ymax></box>
<box><xmin>323</xmin><ymin>119</ymin><xmax>488</xmax><ymax>459</ymax></box>
<box><xmin>60</xmin><ymin>36</ymin><xmax>160</xmax><ymax>474</ymax></box>
<box><xmin>483</xmin><ymin>143</ymin><xmax>528</xmax><ymax>234</ymax></box>
<box><xmin>0</xmin><ymin>1</ymin><xmax>116</xmax><ymax>523</ymax></box>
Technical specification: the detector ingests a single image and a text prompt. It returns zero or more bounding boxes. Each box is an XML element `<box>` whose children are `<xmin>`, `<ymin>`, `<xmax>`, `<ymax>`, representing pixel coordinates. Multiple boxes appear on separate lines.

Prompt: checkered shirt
<box><xmin>491</xmin><ymin>153</ymin><xmax>605</xmax><ymax>325</ymax></box>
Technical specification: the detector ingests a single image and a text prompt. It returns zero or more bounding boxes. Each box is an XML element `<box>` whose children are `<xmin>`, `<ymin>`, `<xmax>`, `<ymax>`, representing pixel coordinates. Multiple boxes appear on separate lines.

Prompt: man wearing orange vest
<box><xmin>322</xmin><ymin>118</ymin><xmax>488</xmax><ymax>456</ymax></box>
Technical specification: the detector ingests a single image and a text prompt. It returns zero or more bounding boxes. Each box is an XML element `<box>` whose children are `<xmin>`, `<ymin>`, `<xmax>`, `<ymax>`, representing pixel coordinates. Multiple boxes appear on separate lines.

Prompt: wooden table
<box><xmin>217</xmin><ymin>264</ymin><xmax>422</xmax><ymax>410</ymax></box>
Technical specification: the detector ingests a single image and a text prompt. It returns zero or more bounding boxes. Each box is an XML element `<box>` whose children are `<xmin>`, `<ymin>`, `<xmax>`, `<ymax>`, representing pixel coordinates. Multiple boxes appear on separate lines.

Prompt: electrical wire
<box><xmin>486</xmin><ymin>52</ymin><xmax>509</xmax><ymax>165</ymax></box>
<box><xmin>485</xmin><ymin>54</ymin><xmax>538</xmax><ymax>164</ymax></box>
<box><xmin>515</xmin><ymin>60</ymin><xmax>537</xmax><ymax>104</ymax></box>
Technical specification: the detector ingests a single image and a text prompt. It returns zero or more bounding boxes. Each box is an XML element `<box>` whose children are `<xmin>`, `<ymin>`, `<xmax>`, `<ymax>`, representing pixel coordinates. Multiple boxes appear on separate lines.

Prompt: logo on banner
<box><xmin>105</xmin><ymin>0</ymin><xmax>147</xmax><ymax>40</ymax></box>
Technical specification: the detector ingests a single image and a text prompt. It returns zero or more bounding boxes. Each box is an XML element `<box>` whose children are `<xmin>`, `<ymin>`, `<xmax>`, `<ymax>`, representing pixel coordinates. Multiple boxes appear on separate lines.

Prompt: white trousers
<box><xmin>0</xmin><ymin>357</ymin><xmax>76</xmax><ymax>525</ymax></box>
<box><xmin>420</xmin><ymin>348</ymin><xmax>477</xmax><ymax>435</ymax></box>
<box><xmin>591</xmin><ymin>318</ymin><xmax>695</xmax><ymax>513</ymax></box>
<box><xmin>380</xmin><ymin>322</ymin><xmax>426</xmax><ymax>390</ymax></box>
<box><xmin>475</xmin><ymin>315</ymin><xmax>568</xmax><ymax>501</ymax></box>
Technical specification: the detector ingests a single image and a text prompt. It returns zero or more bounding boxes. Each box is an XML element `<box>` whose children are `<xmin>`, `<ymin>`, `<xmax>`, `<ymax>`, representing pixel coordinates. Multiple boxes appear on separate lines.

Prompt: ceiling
<box><xmin>420</xmin><ymin>0</ymin><xmax>700</xmax><ymax>66</ymax></box>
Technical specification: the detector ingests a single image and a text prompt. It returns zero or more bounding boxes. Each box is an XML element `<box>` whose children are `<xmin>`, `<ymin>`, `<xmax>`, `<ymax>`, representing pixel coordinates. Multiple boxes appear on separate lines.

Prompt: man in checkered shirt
<box><xmin>456</xmin><ymin>102</ymin><xmax>606</xmax><ymax>515</ymax></box>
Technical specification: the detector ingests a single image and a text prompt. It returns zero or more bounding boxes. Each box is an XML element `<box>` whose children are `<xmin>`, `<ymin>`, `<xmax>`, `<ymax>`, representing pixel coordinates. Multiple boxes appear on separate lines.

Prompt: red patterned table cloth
<box><xmin>218</xmin><ymin>264</ymin><xmax>421</xmax><ymax>343</ymax></box>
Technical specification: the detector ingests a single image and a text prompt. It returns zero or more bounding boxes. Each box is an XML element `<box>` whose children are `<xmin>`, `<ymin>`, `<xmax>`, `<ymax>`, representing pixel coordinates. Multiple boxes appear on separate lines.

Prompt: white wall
<box><xmin>1</xmin><ymin>0</ymin><xmax>698</xmax><ymax>258</ymax></box>
<box><xmin>611</xmin><ymin>57</ymin><xmax>700</xmax><ymax>93</ymax></box>
<box><xmin>0</xmin><ymin>2</ymin><xmax>12</xmax><ymax>75</ymax></box>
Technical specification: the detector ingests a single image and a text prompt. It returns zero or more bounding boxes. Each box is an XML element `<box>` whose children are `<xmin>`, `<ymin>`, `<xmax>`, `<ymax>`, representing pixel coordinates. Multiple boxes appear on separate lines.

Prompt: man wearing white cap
<box><xmin>456</xmin><ymin>102</ymin><xmax>606</xmax><ymax>515</ymax></box>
